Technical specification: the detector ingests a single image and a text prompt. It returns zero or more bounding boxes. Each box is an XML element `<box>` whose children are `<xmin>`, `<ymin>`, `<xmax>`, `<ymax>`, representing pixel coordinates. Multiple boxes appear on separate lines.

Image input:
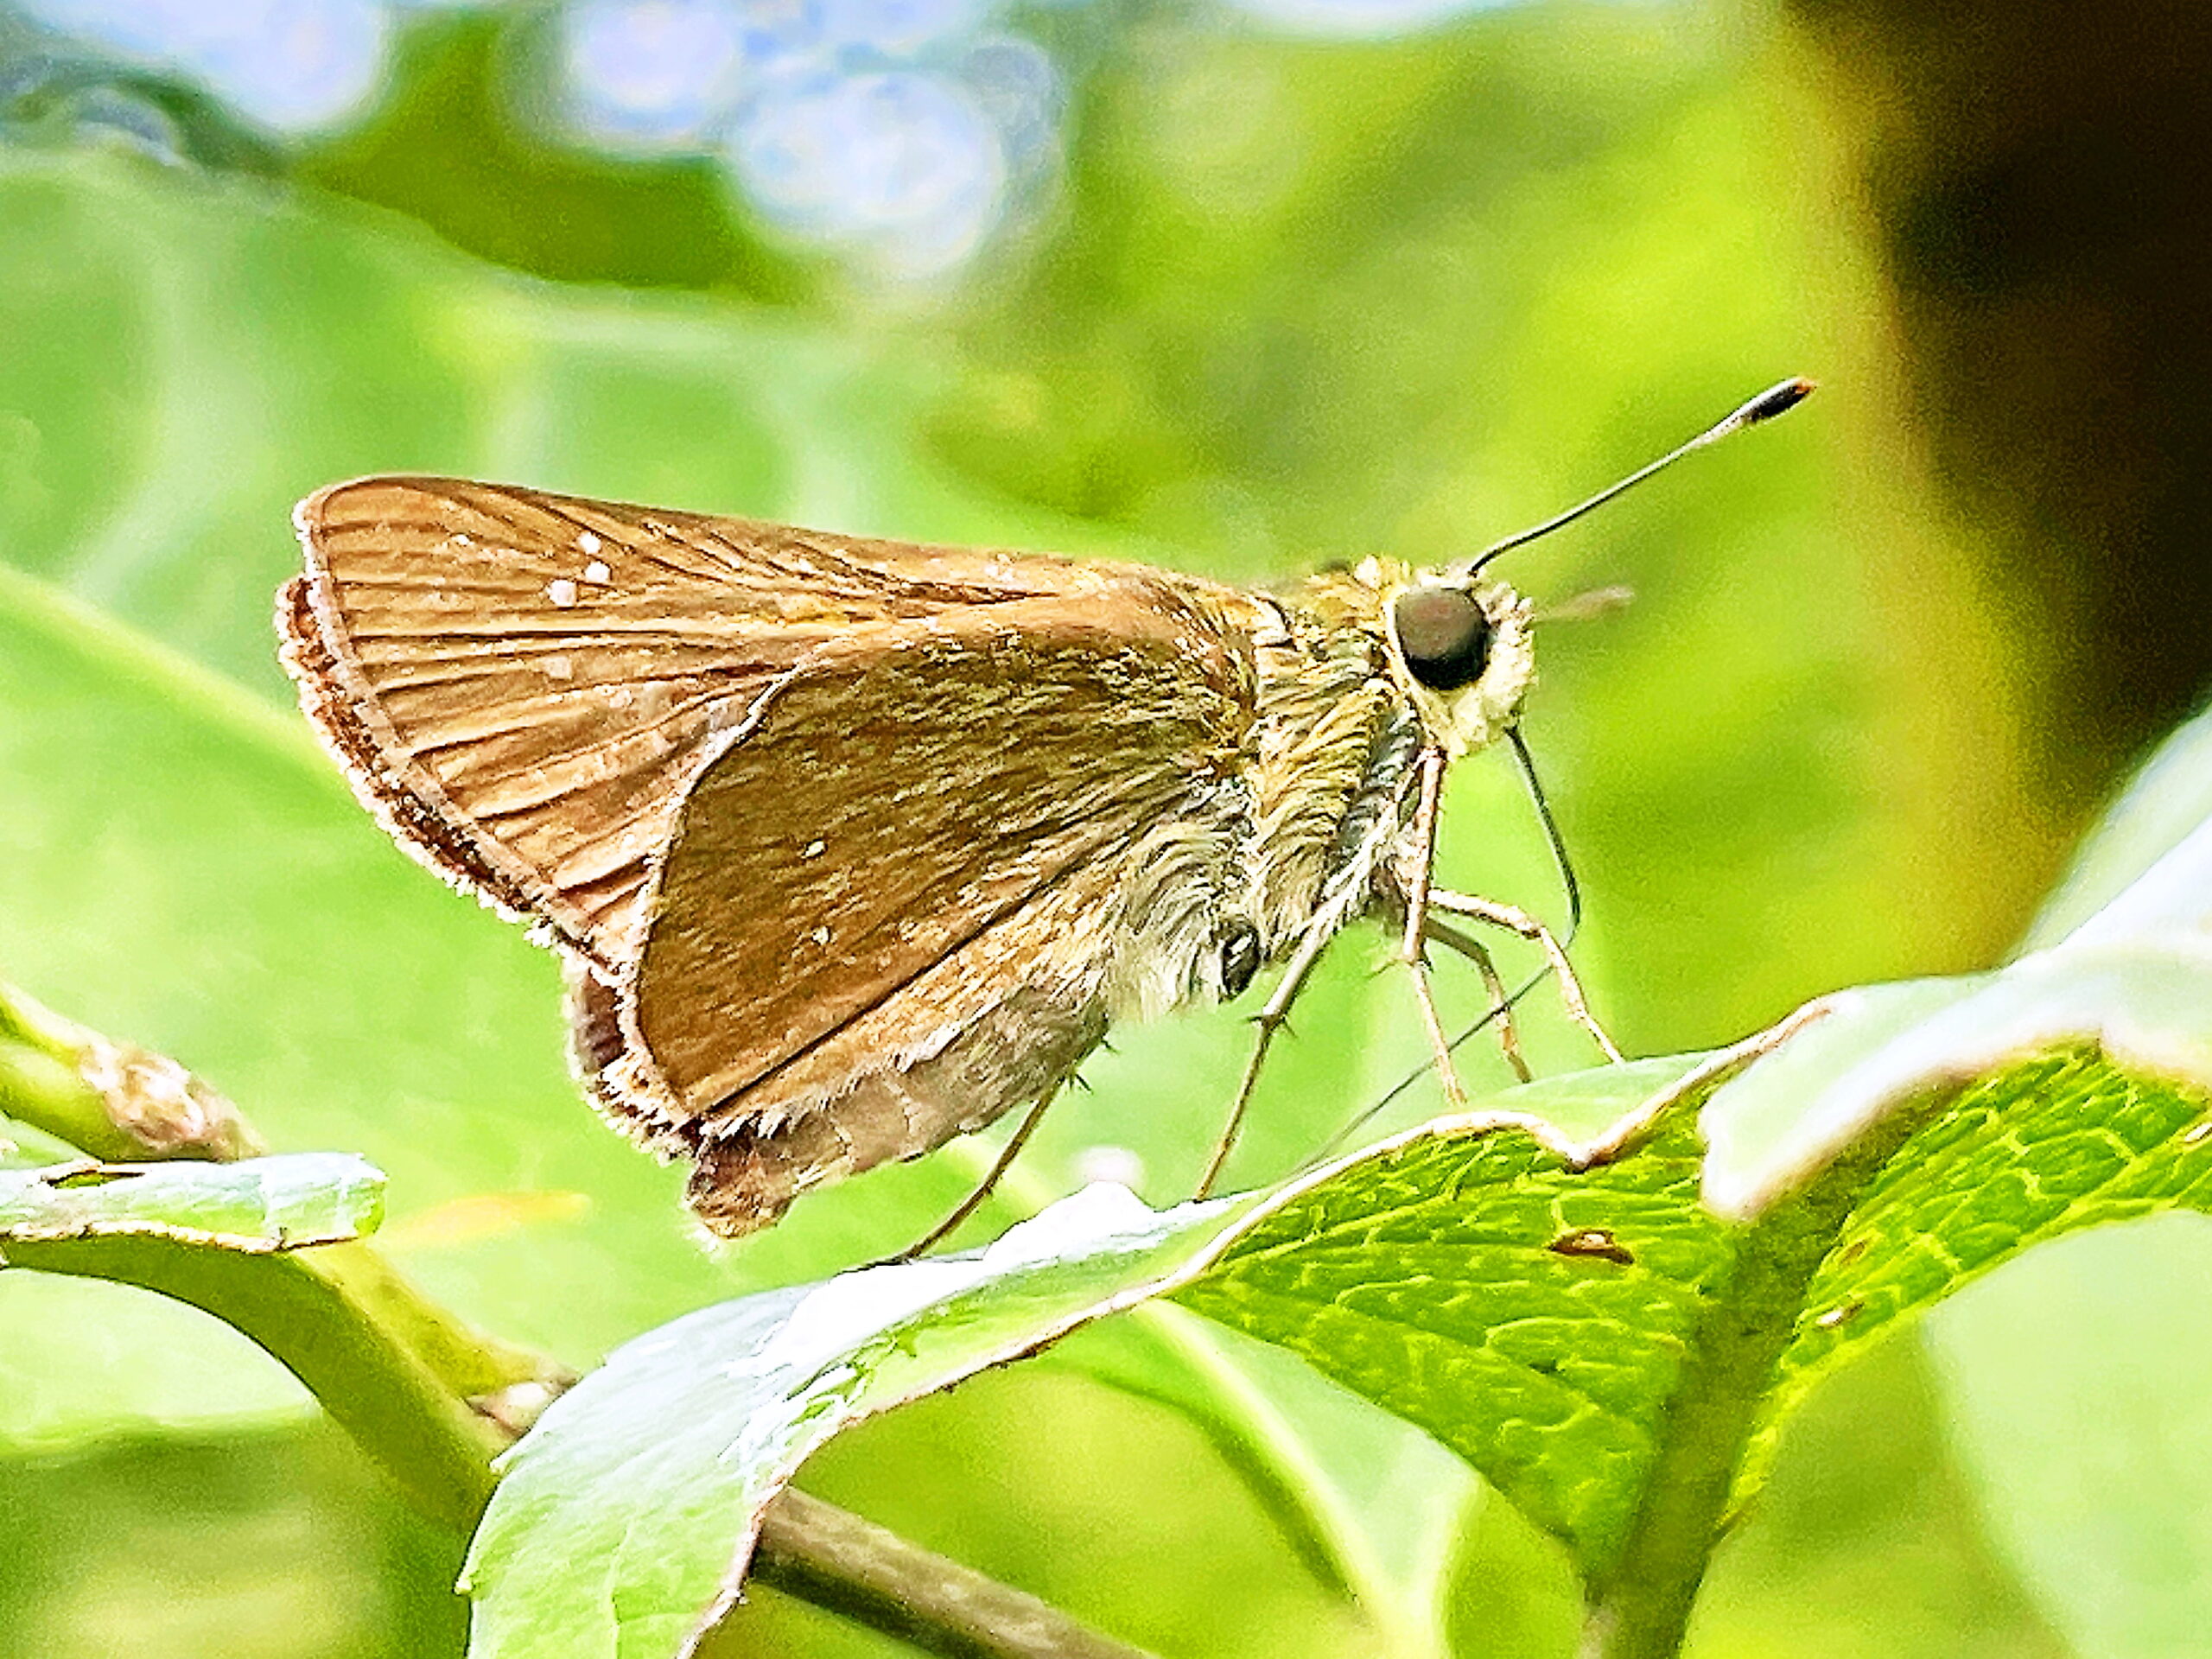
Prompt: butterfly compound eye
<box><xmin>1392</xmin><ymin>587</ymin><xmax>1491</xmax><ymax>691</ymax></box>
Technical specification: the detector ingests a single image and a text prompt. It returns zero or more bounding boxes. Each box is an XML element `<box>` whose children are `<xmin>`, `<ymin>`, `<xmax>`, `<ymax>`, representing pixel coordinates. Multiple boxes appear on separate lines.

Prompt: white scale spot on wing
<box><xmin>577</xmin><ymin>529</ymin><xmax>603</xmax><ymax>556</ymax></box>
<box><xmin>802</xmin><ymin>839</ymin><xmax>826</xmax><ymax>858</ymax></box>
<box><xmin>583</xmin><ymin>559</ymin><xmax>613</xmax><ymax>585</ymax></box>
<box><xmin>545</xmin><ymin>577</ymin><xmax>580</xmax><ymax>608</ymax></box>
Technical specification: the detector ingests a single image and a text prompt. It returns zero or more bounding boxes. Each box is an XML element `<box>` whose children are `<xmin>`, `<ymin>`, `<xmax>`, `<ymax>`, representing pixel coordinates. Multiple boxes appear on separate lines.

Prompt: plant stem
<box><xmin>1583</xmin><ymin>1109</ymin><xmax>1923</xmax><ymax>1659</ymax></box>
<box><xmin>752</xmin><ymin>1490</ymin><xmax>1157</xmax><ymax>1659</ymax></box>
<box><xmin>1</xmin><ymin>981</ymin><xmax>261</xmax><ymax>1160</ymax></box>
<box><xmin>6</xmin><ymin>1235</ymin><xmax>518</xmax><ymax>1532</ymax></box>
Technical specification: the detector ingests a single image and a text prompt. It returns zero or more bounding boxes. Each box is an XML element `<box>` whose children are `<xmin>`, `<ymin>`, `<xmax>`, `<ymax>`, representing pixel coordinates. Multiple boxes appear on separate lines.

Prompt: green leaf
<box><xmin>456</xmin><ymin>1053</ymin><xmax>1763</xmax><ymax>1656</ymax></box>
<box><xmin>0</xmin><ymin>1145</ymin><xmax>537</xmax><ymax>1530</ymax></box>
<box><xmin>1736</xmin><ymin>1044</ymin><xmax>2212</xmax><ymax>1504</ymax></box>
<box><xmin>1699</xmin><ymin>951</ymin><xmax>2212</xmax><ymax>1224</ymax></box>
<box><xmin>428</xmin><ymin>1038</ymin><xmax>2212</xmax><ymax>1656</ymax></box>
<box><xmin>1069</xmin><ymin>1027</ymin><xmax>2212</xmax><ymax>1619</ymax></box>
<box><xmin>0</xmin><ymin>1152</ymin><xmax>382</xmax><ymax>1250</ymax></box>
<box><xmin>464</xmin><ymin>1185</ymin><xmax>1264</xmax><ymax>1659</ymax></box>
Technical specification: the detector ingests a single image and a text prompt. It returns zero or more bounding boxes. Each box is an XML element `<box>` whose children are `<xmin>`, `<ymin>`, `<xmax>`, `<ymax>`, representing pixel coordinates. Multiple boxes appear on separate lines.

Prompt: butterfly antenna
<box><xmin>1510</xmin><ymin>727</ymin><xmax>1580</xmax><ymax>947</ymax></box>
<box><xmin>1464</xmin><ymin>377</ymin><xmax>1815</xmax><ymax>575</ymax></box>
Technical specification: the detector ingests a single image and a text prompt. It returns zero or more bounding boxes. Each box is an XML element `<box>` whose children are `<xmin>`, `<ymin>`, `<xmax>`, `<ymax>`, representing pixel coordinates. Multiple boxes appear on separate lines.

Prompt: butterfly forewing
<box><xmin>285</xmin><ymin>477</ymin><xmax>1167</xmax><ymax>967</ymax></box>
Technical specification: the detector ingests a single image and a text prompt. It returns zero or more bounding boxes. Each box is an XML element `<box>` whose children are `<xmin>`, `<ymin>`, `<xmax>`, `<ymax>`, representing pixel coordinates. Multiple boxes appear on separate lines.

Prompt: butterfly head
<box><xmin>1364</xmin><ymin>560</ymin><xmax>1535</xmax><ymax>756</ymax></box>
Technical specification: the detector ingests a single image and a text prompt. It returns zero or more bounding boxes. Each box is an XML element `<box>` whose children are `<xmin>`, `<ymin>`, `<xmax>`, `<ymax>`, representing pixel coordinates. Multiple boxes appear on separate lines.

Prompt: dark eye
<box><xmin>1392</xmin><ymin>587</ymin><xmax>1491</xmax><ymax>690</ymax></box>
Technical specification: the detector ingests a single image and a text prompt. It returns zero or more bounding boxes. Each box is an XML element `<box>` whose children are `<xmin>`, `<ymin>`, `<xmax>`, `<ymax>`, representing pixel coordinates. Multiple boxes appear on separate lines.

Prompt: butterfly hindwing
<box><xmin>587</xmin><ymin>586</ymin><xmax>1262</xmax><ymax>1228</ymax></box>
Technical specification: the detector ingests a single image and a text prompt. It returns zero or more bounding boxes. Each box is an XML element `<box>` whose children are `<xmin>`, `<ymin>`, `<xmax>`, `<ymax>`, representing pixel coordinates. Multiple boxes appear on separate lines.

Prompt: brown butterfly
<box><xmin>277</xmin><ymin>382</ymin><xmax>1807</xmax><ymax>1241</ymax></box>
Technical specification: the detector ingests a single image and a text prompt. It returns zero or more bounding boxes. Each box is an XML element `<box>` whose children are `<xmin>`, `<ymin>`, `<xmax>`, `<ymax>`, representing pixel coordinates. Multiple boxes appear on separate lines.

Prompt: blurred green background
<box><xmin>3</xmin><ymin>0</ymin><xmax>2209</xmax><ymax>1655</ymax></box>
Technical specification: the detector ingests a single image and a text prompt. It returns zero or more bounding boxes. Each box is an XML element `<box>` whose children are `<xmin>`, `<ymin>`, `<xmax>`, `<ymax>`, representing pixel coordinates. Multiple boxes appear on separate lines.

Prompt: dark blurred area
<box><xmin>1791</xmin><ymin>0</ymin><xmax>2212</xmax><ymax>806</ymax></box>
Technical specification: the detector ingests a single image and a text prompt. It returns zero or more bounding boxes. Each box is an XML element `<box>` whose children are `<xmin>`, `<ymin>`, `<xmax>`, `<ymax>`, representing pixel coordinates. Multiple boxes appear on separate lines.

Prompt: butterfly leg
<box><xmin>1194</xmin><ymin>914</ymin><xmax>1338</xmax><ymax>1199</ymax></box>
<box><xmin>1422</xmin><ymin>916</ymin><xmax>1534</xmax><ymax>1083</ymax></box>
<box><xmin>1396</xmin><ymin>749</ymin><xmax>1470</xmax><ymax>1110</ymax></box>
<box><xmin>1404</xmin><ymin>958</ymin><xmax>1471</xmax><ymax>1109</ymax></box>
<box><xmin>886</xmin><ymin>1091</ymin><xmax>1058</xmax><ymax>1262</ymax></box>
<box><xmin>1425</xmin><ymin>888</ymin><xmax>1625</xmax><ymax>1062</ymax></box>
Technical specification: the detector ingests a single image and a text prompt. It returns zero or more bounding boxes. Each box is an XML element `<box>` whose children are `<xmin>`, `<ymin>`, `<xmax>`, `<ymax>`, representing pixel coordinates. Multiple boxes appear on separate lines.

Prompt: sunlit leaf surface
<box><xmin>0</xmin><ymin>1152</ymin><xmax>383</xmax><ymax>1250</ymax></box>
<box><xmin>466</xmin><ymin>1185</ymin><xmax>1262</xmax><ymax>1659</ymax></box>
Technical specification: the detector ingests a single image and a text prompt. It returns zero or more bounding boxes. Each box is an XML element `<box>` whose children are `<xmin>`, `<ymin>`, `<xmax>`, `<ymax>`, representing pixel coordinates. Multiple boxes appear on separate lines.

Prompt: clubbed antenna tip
<box><xmin>1739</xmin><ymin>377</ymin><xmax>1817</xmax><ymax>426</ymax></box>
<box><xmin>1465</xmin><ymin>373</ymin><xmax>1821</xmax><ymax>573</ymax></box>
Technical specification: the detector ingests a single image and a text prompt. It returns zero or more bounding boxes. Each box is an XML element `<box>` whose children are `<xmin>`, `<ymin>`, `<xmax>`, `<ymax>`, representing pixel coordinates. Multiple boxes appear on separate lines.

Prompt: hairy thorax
<box><xmin>1103</xmin><ymin>565</ymin><xmax>1434</xmax><ymax>1024</ymax></box>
